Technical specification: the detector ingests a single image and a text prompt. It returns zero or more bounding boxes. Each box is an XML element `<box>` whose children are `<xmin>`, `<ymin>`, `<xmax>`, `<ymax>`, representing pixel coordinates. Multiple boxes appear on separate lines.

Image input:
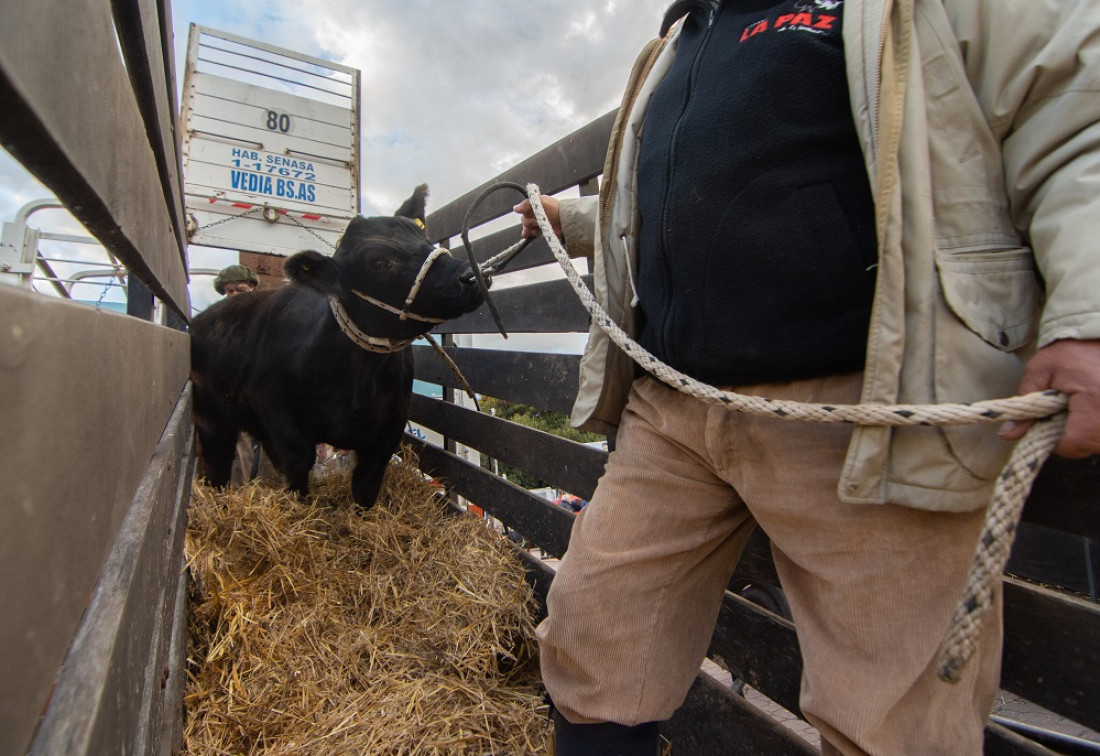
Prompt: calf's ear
<box><xmin>394</xmin><ymin>184</ymin><xmax>429</xmax><ymax>235</ymax></box>
<box><xmin>285</xmin><ymin>250</ymin><xmax>340</xmax><ymax>294</ymax></box>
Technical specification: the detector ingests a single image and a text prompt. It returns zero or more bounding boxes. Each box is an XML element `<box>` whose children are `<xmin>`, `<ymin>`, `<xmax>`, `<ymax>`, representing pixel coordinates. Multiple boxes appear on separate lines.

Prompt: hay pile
<box><xmin>183</xmin><ymin>449</ymin><xmax>551</xmax><ymax>755</ymax></box>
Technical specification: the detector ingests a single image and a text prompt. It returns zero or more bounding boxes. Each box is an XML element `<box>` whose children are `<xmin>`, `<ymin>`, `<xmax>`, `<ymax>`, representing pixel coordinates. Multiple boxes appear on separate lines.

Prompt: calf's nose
<box><xmin>462</xmin><ymin>267</ymin><xmax>491</xmax><ymax>290</ymax></box>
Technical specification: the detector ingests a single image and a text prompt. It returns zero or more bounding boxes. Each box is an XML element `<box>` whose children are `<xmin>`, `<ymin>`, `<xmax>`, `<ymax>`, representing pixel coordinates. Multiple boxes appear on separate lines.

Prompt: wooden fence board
<box><xmin>664</xmin><ymin>673</ymin><xmax>818</xmax><ymax>756</ymax></box>
<box><xmin>426</xmin><ymin>110</ymin><xmax>617</xmax><ymax>240</ymax></box>
<box><xmin>27</xmin><ymin>386</ymin><xmax>194</xmax><ymax>756</ymax></box>
<box><xmin>984</xmin><ymin>722</ymin><xmax>1060</xmax><ymax>756</ymax></box>
<box><xmin>0</xmin><ymin>287</ymin><xmax>189</xmax><ymax>755</ymax></box>
<box><xmin>408</xmin><ymin>394</ymin><xmax>607</xmax><ymax>500</ymax></box>
<box><xmin>1007</xmin><ymin>522</ymin><xmax>1098</xmax><ymax>596</ymax></box>
<box><xmin>1024</xmin><ymin>457</ymin><xmax>1100</xmax><ymax>538</ymax></box>
<box><xmin>112</xmin><ymin>0</ymin><xmax>189</xmax><ymax>259</ymax></box>
<box><xmin>435</xmin><ymin>276</ymin><xmax>593</xmax><ymax>335</ymax></box>
<box><xmin>412</xmin><ymin>345</ymin><xmax>583</xmax><ymax>415</ymax></box>
<box><xmin>710</xmin><ymin>591</ymin><xmax>804</xmax><ymax>717</ymax></box>
<box><xmin>1000</xmin><ymin>577</ymin><xmax>1100</xmax><ymax>733</ymax></box>
<box><xmin>406</xmin><ymin>436</ymin><xmax>575</xmax><ymax>558</ymax></box>
<box><xmin>518</xmin><ymin>539</ymin><xmax>1080</xmax><ymax>755</ymax></box>
<box><xmin>0</xmin><ymin>0</ymin><xmax>189</xmax><ymax>316</ymax></box>
<box><xmin>450</xmin><ymin>229</ymin><xmax>574</xmax><ymax>275</ymax></box>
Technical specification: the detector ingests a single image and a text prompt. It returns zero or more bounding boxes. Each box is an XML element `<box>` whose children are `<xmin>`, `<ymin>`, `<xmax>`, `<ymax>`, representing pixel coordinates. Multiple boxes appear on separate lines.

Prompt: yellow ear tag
<box><xmin>414</xmin><ymin>218</ymin><xmax>426</xmax><ymax>229</ymax></box>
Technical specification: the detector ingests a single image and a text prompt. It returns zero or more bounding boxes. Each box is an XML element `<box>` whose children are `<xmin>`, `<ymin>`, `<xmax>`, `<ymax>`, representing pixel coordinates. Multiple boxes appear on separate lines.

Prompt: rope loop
<box><xmin>511</xmin><ymin>182</ymin><xmax>1067</xmax><ymax>683</ymax></box>
<box><xmin>459</xmin><ymin>181</ymin><xmax>533</xmax><ymax>338</ymax></box>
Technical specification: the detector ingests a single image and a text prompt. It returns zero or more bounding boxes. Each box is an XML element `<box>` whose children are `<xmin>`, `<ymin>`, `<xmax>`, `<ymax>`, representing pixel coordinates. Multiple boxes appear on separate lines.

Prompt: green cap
<box><xmin>213</xmin><ymin>265</ymin><xmax>259</xmax><ymax>294</ymax></box>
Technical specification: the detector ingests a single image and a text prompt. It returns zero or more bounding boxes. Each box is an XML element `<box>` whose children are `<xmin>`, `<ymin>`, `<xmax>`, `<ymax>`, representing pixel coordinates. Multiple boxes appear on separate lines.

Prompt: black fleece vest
<box><xmin>636</xmin><ymin>0</ymin><xmax>876</xmax><ymax>386</ymax></box>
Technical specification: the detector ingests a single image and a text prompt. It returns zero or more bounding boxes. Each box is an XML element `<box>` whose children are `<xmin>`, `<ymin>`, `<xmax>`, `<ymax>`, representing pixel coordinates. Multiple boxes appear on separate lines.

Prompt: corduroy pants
<box><xmin>536</xmin><ymin>374</ymin><xmax>1002</xmax><ymax>755</ymax></box>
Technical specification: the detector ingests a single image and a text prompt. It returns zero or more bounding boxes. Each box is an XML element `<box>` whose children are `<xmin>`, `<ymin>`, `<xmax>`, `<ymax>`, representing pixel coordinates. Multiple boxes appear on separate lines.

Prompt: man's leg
<box><xmin>718</xmin><ymin>373</ymin><xmax>1001</xmax><ymax>756</ymax></box>
<box><xmin>537</xmin><ymin>376</ymin><xmax>757</xmax><ymax>727</ymax></box>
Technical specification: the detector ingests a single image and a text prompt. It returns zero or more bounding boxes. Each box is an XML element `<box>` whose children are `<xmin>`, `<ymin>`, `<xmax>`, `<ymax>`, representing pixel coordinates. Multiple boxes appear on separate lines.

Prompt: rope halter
<box><xmin>328</xmin><ymin>246</ymin><xmax>454</xmax><ymax>353</ymax></box>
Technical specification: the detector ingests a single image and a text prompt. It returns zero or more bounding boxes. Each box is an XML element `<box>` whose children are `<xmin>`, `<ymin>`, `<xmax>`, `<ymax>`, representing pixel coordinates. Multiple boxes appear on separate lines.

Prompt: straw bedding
<box><xmin>183</xmin><ymin>448</ymin><xmax>551</xmax><ymax>754</ymax></box>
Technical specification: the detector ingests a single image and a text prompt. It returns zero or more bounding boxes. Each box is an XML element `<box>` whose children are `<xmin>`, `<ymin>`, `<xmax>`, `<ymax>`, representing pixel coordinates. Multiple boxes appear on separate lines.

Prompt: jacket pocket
<box><xmin>933</xmin><ymin>245</ymin><xmax>1043</xmax><ymax>479</ymax></box>
<box><xmin>934</xmin><ymin>246</ymin><xmax>1042</xmax><ymax>352</ymax></box>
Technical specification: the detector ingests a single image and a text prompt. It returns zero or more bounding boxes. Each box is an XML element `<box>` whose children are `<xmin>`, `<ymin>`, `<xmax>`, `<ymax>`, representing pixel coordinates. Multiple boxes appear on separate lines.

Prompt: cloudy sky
<box><xmin>1</xmin><ymin>0</ymin><xmax>671</xmax><ymax>317</ymax></box>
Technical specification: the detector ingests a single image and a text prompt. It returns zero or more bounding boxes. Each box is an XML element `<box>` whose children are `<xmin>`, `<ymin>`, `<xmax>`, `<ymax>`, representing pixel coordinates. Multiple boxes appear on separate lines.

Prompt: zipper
<box><xmin>657</xmin><ymin>12</ymin><xmax>718</xmax><ymax>358</ymax></box>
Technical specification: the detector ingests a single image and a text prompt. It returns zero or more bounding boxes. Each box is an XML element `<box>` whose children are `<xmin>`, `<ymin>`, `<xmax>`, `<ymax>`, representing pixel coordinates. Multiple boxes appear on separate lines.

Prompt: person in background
<box><xmin>213</xmin><ymin>264</ymin><xmax>259</xmax><ymax>297</ymax></box>
<box><xmin>514</xmin><ymin>1</ymin><xmax>1100</xmax><ymax>754</ymax></box>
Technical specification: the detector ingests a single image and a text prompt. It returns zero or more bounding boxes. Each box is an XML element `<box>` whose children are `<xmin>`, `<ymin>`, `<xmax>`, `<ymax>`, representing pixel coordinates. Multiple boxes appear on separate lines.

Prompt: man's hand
<box><xmin>1000</xmin><ymin>338</ymin><xmax>1100</xmax><ymax>458</ymax></box>
<box><xmin>513</xmin><ymin>195</ymin><xmax>561</xmax><ymax>240</ymax></box>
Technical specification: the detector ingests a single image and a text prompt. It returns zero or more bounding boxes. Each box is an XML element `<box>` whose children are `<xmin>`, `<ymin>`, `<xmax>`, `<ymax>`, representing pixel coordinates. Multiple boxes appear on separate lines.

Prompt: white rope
<box><xmin>346</xmin><ymin>246</ymin><xmax>455</xmax><ymax>325</ymax></box>
<box><xmin>351</xmin><ymin>288</ymin><xmax>446</xmax><ymax>324</ymax></box>
<box><xmin>521</xmin><ymin>183</ymin><xmax>1068</xmax><ymax>683</ymax></box>
<box><xmin>328</xmin><ymin>296</ymin><xmax>414</xmax><ymax>353</ymax></box>
<box><xmin>401</xmin><ymin>247</ymin><xmax>454</xmax><ymax>319</ymax></box>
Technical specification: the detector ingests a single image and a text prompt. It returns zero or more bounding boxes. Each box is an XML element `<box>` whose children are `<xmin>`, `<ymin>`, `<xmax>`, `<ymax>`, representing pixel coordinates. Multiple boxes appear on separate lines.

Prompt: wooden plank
<box><xmin>112</xmin><ymin>0</ymin><xmax>189</xmax><ymax>259</ymax></box>
<box><xmin>663</xmin><ymin>673</ymin><xmax>817</xmax><ymax>756</ymax></box>
<box><xmin>521</xmin><ymin>558</ymin><xmax>1075</xmax><ymax>755</ymax></box>
<box><xmin>27</xmin><ymin>386</ymin><xmax>194</xmax><ymax>756</ymax></box>
<box><xmin>515</xmin><ymin>547</ymin><xmax>555</xmax><ymax>623</ymax></box>
<box><xmin>1007</xmin><ymin>522</ymin><xmax>1098</xmax><ymax>596</ymax></box>
<box><xmin>710</xmin><ymin>590</ymin><xmax>804</xmax><ymax>717</ymax></box>
<box><xmin>434</xmin><ymin>276</ymin><xmax>593</xmax><ymax>335</ymax></box>
<box><xmin>1000</xmin><ymin>577</ymin><xmax>1100</xmax><ymax>733</ymax></box>
<box><xmin>985</xmin><ymin>721</ymin><xmax>1061</xmax><ymax>756</ymax></box>
<box><xmin>708</xmin><ymin>568</ymin><xmax>1100</xmax><ymax>739</ymax></box>
<box><xmin>0</xmin><ymin>287</ymin><xmax>190</xmax><ymax>756</ymax></box>
<box><xmin>408</xmin><ymin>394</ymin><xmax>607</xmax><ymax>500</ymax></box>
<box><xmin>427</xmin><ymin>110</ymin><xmax>616</xmax><ymax>240</ymax></box>
<box><xmin>406</xmin><ymin>436</ymin><xmax>576</xmax><ymax>558</ymax></box>
<box><xmin>150</xmin><ymin>410</ymin><xmax>197</xmax><ymax>756</ymax></box>
<box><xmin>1023</xmin><ymin>456</ymin><xmax>1100</xmax><ymax>538</ymax></box>
<box><xmin>159</xmin><ymin>513</ymin><xmax>194</xmax><ymax>756</ymax></box>
<box><xmin>731</xmin><ymin>527</ymin><xmax>783</xmax><ymax>590</ymax></box>
<box><xmin>0</xmin><ymin>0</ymin><xmax>189</xmax><ymax>316</ymax></box>
<box><xmin>450</xmin><ymin>228</ymin><xmax>576</xmax><ymax>276</ymax></box>
<box><xmin>516</xmin><ymin>535</ymin><xmax>1084</xmax><ymax>753</ymax></box>
<box><xmin>412</xmin><ymin>345</ymin><xmax>582</xmax><ymax>415</ymax></box>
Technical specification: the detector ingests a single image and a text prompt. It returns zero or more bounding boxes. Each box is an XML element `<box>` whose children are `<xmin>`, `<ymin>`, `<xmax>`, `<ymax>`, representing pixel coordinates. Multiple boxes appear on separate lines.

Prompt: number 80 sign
<box><xmin>264</xmin><ymin>109</ymin><xmax>292</xmax><ymax>134</ymax></box>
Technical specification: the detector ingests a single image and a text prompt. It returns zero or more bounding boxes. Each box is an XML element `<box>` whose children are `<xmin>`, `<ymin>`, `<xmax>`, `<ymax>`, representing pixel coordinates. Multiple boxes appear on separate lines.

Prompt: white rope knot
<box><xmin>521</xmin><ymin>183</ymin><xmax>1068</xmax><ymax>684</ymax></box>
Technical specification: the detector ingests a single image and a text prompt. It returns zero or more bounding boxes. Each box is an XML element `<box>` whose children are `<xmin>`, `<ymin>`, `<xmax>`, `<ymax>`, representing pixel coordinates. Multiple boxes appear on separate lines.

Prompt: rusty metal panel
<box><xmin>0</xmin><ymin>0</ymin><xmax>190</xmax><ymax>317</ymax></box>
<box><xmin>0</xmin><ymin>286</ymin><xmax>190</xmax><ymax>755</ymax></box>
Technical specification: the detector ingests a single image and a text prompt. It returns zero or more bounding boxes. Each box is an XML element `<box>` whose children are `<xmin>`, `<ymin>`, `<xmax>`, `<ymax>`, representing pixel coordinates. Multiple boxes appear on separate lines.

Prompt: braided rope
<box><xmin>328</xmin><ymin>296</ymin><xmax>414</xmax><ymax>353</ymax></box>
<box><xmin>347</xmin><ymin>246</ymin><xmax>454</xmax><ymax>325</ymax></box>
<box><xmin>481</xmin><ymin>239</ymin><xmax>528</xmax><ymax>275</ymax></box>
<box><xmin>521</xmin><ymin>183</ymin><xmax>1068</xmax><ymax>682</ymax></box>
<box><xmin>402</xmin><ymin>247</ymin><xmax>454</xmax><ymax>319</ymax></box>
<box><xmin>351</xmin><ymin>288</ymin><xmax>446</xmax><ymax>324</ymax></box>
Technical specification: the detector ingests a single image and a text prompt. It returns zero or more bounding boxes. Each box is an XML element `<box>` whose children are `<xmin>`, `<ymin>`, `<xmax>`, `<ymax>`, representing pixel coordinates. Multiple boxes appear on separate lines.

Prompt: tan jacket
<box><xmin>565</xmin><ymin>0</ymin><xmax>1100</xmax><ymax>511</ymax></box>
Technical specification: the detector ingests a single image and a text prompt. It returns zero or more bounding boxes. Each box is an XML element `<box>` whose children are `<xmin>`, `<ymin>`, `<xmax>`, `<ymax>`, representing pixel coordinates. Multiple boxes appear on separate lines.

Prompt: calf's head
<box><xmin>284</xmin><ymin>185</ymin><xmax>483</xmax><ymax>342</ymax></box>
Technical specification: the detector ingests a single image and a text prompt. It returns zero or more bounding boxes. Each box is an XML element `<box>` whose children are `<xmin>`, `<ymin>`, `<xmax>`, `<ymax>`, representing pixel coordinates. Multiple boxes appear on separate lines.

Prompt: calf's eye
<box><xmin>370</xmin><ymin>257</ymin><xmax>395</xmax><ymax>274</ymax></box>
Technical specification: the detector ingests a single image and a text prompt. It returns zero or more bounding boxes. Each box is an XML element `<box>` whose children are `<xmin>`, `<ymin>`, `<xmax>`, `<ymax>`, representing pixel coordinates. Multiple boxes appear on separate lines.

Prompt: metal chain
<box><xmin>283</xmin><ymin>212</ymin><xmax>337</xmax><ymax>251</ymax></box>
<box><xmin>192</xmin><ymin>202</ymin><xmax>337</xmax><ymax>251</ymax></box>
<box><xmin>193</xmin><ymin>204</ymin><xmax>263</xmax><ymax>232</ymax></box>
<box><xmin>94</xmin><ymin>280</ymin><xmax>112</xmax><ymax>309</ymax></box>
